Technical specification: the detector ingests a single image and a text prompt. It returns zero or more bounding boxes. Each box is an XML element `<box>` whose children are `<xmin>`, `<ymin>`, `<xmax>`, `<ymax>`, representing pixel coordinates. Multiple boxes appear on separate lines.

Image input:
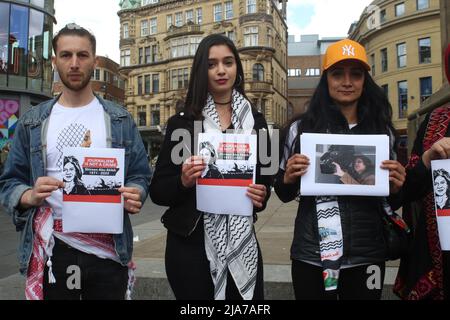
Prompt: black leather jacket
<box><xmin>150</xmin><ymin>110</ymin><xmax>272</xmax><ymax>237</ymax></box>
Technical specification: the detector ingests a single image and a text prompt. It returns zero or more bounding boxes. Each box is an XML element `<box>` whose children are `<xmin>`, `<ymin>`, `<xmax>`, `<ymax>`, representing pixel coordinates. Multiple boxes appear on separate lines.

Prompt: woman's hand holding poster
<box><xmin>196</xmin><ymin>133</ymin><xmax>256</xmax><ymax>216</ymax></box>
<box><xmin>62</xmin><ymin>147</ymin><xmax>125</xmax><ymax>234</ymax></box>
<box><xmin>431</xmin><ymin>159</ymin><xmax>450</xmax><ymax>250</ymax></box>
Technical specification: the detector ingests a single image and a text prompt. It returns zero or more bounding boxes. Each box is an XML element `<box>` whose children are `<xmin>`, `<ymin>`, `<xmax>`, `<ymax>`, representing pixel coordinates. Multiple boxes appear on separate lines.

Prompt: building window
<box><xmin>104</xmin><ymin>70</ymin><xmax>110</xmax><ymax>83</ymax></box>
<box><xmin>398</xmin><ymin>81</ymin><xmax>408</xmax><ymax>118</ymax></box>
<box><xmin>225</xmin><ymin>1</ymin><xmax>233</xmax><ymax>20</ymax></box>
<box><xmin>417</xmin><ymin>0</ymin><xmax>429</xmax><ymax>10</ymax></box>
<box><xmin>144</xmin><ymin>75</ymin><xmax>151</xmax><ymax>94</ymax></box>
<box><xmin>150</xmin><ymin>17</ymin><xmax>157</xmax><ymax>35</ymax></box>
<box><xmin>305</xmin><ymin>68</ymin><xmax>320</xmax><ymax>76</ymax></box>
<box><xmin>196</xmin><ymin>8</ymin><xmax>203</xmax><ymax>24</ymax></box>
<box><xmin>138</xmin><ymin>106</ymin><xmax>146</xmax><ymax>127</ymax></box>
<box><xmin>244</xmin><ymin>26</ymin><xmax>258</xmax><ymax>47</ymax></box>
<box><xmin>175</xmin><ymin>12</ymin><xmax>183</xmax><ymax>27</ymax></box>
<box><xmin>145</xmin><ymin>46</ymin><xmax>151</xmax><ymax>64</ymax></box>
<box><xmin>380</xmin><ymin>9</ymin><xmax>386</xmax><ymax>23</ymax></box>
<box><xmin>370</xmin><ymin>53</ymin><xmax>375</xmax><ymax>76</ymax></box>
<box><xmin>395</xmin><ymin>3</ymin><xmax>405</xmax><ymax>17</ymax></box>
<box><xmin>288</xmin><ymin>69</ymin><xmax>301</xmax><ymax>77</ymax></box>
<box><xmin>214</xmin><ymin>4</ymin><xmax>222</xmax><ymax>22</ymax></box>
<box><xmin>141</xmin><ymin>20</ymin><xmax>149</xmax><ymax>37</ymax></box>
<box><xmin>94</xmin><ymin>69</ymin><xmax>100</xmax><ymax>81</ymax></box>
<box><xmin>267</xmin><ymin>27</ymin><xmax>272</xmax><ymax>47</ymax></box>
<box><xmin>151</xmin><ymin>104</ymin><xmax>160</xmax><ymax>126</ymax></box>
<box><xmin>247</xmin><ymin>0</ymin><xmax>257</xmax><ymax>14</ymax></box>
<box><xmin>170</xmin><ymin>68</ymin><xmax>189</xmax><ymax>90</ymax></box>
<box><xmin>137</xmin><ymin>76</ymin><xmax>143</xmax><ymax>95</ymax></box>
<box><xmin>226</xmin><ymin>31</ymin><xmax>235</xmax><ymax>42</ymax></box>
<box><xmin>397</xmin><ymin>43</ymin><xmax>406</xmax><ymax>68</ymax></box>
<box><xmin>418</xmin><ymin>37</ymin><xmax>431</xmax><ymax>64</ymax></box>
<box><xmin>123</xmin><ymin>23</ymin><xmax>129</xmax><ymax>39</ymax></box>
<box><xmin>167</xmin><ymin>15</ymin><xmax>172</xmax><ymax>30</ymax></box>
<box><xmin>139</xmin><ymin>48</ymin><xmax>144</xmax><ymax>65</ymax></box>
<box><xmin>152</xmin><ymin>74</ymin><xmax>159</xmax><ymax>93</ymax></box>
<box><xmin>121</xmin><ymin>49</ymin><xmax>130</xmax><ymax>66</ymax></box>
<box><xmin>420</xmin><ymin>77</ymin><xmax>432</xmax><ymax>102</ymax></box>
<box><xmin>170</xmin><ymin>36</ymin><xmax>201</xmax><ymax>58</ymax></box>
<box><xmin>152</xmin><ymin>44</ymin><xmax>158</xmax><ymax>62</ymax></box>
<box><xmin>186</xmin><ymin>10</ymin><xmax>194</xmax><ymax>23</ymax></box>
<box><xmin>381</xmin><ymin>84</ymin><xmax>389</xmax><ymax>97</ymax></box>
<box><xmin>253</xmin><ymin>64</ymin><xmax>264</xmax><ymax>81</ymax></box>
<box><xmin>381</xmin><ymin>48</ymin><xmax>388</xmax><ymax>72</ymax></box>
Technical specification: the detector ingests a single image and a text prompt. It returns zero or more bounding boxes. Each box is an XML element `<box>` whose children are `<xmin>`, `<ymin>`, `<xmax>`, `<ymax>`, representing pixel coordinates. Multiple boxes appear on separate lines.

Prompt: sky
<box><xmin>53</xmin><ymin>0</ymin><xmax>374</xmax><ymax>63</ymax></box>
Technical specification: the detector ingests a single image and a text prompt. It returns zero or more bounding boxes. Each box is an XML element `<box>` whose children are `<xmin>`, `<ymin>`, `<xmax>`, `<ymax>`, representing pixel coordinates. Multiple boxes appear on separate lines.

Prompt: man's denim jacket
<box><xmin>0</xmin><ymin>94</ymin><xmax>152</xmax><ymax>275</ymax></box>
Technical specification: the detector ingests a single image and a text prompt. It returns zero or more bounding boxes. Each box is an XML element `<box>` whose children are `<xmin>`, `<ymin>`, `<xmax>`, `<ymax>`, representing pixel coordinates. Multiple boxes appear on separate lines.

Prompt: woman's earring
<box><xmin>234</xmin><ymin>75</ymin><xmax>242</xmax><ymax>87</ymax></box>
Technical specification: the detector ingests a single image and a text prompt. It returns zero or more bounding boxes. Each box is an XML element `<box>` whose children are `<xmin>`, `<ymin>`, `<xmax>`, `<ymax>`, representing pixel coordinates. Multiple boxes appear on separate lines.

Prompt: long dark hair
<box><xmin>281</xmin><ymin>68</ymin><xmax>397</xmax><ymax>156</ymax></box>
<box><xmin>184</xmin><ymin>34</ymin><xmax>248</xmax><ymax>120</ymax></box>
<box><xmin>63</xmin><ymin>156</ymin><xmax>83</xmax><ymax>183</ymax></box>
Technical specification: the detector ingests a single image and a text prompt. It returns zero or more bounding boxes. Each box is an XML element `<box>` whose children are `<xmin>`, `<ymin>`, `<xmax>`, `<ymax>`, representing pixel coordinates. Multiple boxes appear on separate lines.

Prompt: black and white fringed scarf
<box><xmin>202</xmin><ymin>89</ymin><xmax>258</xmax><ymax>300</ymax></box>
<box><xmin>316</xmin><ymin>196</ymin><xmax>343</xmax><ymax>291</ymax></box>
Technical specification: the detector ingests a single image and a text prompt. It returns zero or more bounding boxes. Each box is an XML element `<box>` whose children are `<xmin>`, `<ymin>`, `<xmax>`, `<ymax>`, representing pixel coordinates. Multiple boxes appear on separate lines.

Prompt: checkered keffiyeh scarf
<box><xmin>202</xmin><ymin>89</ymin><xmax>258</xmax><ymax>300</ymax></box>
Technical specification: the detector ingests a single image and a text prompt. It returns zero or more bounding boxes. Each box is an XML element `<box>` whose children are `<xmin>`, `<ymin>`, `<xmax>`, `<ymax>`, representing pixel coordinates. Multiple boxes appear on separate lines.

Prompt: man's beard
<box><xmin>59</xmin><ymin>69</ymin><xmax>92</xmax><ymax>91</ymax></box>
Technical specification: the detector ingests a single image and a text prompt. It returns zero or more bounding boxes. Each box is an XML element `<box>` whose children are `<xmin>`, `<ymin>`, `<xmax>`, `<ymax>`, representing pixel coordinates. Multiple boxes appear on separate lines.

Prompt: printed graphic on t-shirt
<box><xmin>56</xmin><ymin>123</ymin><xmax>92</xmax><ymax>169</ymax></box>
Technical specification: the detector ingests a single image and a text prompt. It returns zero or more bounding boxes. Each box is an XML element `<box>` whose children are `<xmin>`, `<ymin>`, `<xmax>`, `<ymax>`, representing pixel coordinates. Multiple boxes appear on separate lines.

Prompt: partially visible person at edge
<box><xmin>149</xmin><ymin>34</ymin><xmax>271</xmax><ymax>300</ymax></box>
<box><xmin>394</xmin><ymin>44</ymin><xmax>450</xmax><ymax>300</ymax></box>
<box><xmin>0</xmin><ymin>24</ymin><xmax>151</xmax><ymax>300</ymax></box>
<box><xmin>274</xmin><ymin>39</ymin><xmax>406</xmax><ymax>300</ymax></box>
<box><xmin>333</xmin><ymin>155</ymin><xmax>376</xmax><ymax>185</ymax></box>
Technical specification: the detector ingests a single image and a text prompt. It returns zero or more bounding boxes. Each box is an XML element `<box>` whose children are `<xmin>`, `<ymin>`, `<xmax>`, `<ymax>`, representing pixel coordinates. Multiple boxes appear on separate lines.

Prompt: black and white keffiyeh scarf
<box><xmin>202</xmin><ymin>89</ymin><xmax>258</xmax><ymax>300</ymax></box>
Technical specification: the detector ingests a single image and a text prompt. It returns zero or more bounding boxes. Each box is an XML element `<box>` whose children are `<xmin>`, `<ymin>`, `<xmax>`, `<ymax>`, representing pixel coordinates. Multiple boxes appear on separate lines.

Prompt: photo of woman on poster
<box><xmin>433</xmin><ymin>168</ymin><xmax>450</xmax><ymax>210</ymax></box>
<box><xmin>63</xmin><ymin>156</ymin><xmax>90</xmax><ymax>195</ymax></box>
<box><xmin>199</xmin><ymin>141</ymin><xmax>224</xmax><ymax>179</ymax></box>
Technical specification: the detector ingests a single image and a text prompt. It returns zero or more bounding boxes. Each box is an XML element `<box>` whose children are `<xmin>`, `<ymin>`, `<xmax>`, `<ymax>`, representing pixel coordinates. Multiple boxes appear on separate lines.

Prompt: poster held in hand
<box><xmin>196</xmin><ymin>132</ymin><xmax>256</xmax><ymax>216</ymax></box>
<box><xmin>62</xmin><ymin>147</ymin><xmax>125</xmax><ymax>234</ymax></box>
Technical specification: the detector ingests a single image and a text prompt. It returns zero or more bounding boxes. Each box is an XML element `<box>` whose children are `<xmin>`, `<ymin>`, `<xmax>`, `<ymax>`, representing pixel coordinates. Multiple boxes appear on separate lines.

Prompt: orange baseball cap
<box><xmin>323</xmin><ymin>39</ymin><xmax>370</xmax><ymax>71</ymax></box>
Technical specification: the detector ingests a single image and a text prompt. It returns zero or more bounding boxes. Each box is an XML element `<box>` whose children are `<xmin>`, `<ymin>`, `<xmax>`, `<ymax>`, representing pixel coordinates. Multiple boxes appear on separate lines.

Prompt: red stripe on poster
<box><xmin>197</xmin><ymin>179</ymin><xmax>253</xmax><ymax>187</ymax></box>
<box><xmin>63</xmin><ymin>195</ymin><xmax>122</xmax><ymax>203</ymax></box>
<box><xmin>437</xmin><ymin>209</ymin><xmax>450</xmax><ymax>217</ymax></box>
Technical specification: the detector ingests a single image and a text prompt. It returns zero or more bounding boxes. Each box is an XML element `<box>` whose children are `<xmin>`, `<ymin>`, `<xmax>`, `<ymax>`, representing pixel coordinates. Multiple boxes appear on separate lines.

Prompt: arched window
<box><xmin>252</xmin><ymin>63</ymin><xmax>264</xmax><ymax>81</ymax></box>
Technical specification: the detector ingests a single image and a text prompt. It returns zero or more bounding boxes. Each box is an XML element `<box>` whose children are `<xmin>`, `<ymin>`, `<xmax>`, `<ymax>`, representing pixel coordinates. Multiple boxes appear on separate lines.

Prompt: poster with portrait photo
<box><xmin>62</xmin><ymin>147</ymin><xmax>125</xmax><ymax>234</ymax></box>
<box><xmin>300</xmin><ymin>133</ymin><xmax>389</xmax><ymax>196</ymax></box>
<box><xmin>196</xmin><ymin>132</ymin><xmax>256</xmax><ymax>216</ymax></box>
<box><xmin>431</xmin><ymin>159</ymin><xmax>450</xmax><ymax>250</ymax></box>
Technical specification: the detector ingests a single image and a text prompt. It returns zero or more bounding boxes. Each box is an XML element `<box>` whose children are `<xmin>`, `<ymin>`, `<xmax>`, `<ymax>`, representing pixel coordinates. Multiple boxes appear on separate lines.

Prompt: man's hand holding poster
<box><xmin>196</xmin><ymin>133</ymin><xmax>256</xmax><ymax>216</ymax></box>
<box><xmin>62</xmin><ymin>147</ymin><xmax>125</xmax><ymax>234</ymax></box>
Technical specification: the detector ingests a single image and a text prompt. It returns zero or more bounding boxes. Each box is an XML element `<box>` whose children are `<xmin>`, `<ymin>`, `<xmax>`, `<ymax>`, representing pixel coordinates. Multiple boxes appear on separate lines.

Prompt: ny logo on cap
<box><xmin>342</xmin><ymin>45</ymin><xmax>355</xmax><ymax>57</ymax></box>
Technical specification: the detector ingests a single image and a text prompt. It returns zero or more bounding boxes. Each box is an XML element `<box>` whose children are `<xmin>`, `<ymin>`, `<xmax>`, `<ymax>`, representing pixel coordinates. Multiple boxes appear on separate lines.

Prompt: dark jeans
<box><xmin>43</xmin><ymin>237</ymin><xmax>128</xmax><ymax>300</ymax></box>
<box><xmin>292</xmin><ymin>260</ymin><xmax>386</xmax><ymax>300</ymax></box>
<box><xmin>165</xmin><ymin>224</ymin><xmax>264</xmax><ymax>300</ymax></box>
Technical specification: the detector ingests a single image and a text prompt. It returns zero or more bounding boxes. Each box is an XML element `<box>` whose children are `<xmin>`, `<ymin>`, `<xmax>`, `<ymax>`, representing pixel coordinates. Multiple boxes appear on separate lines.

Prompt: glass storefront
<box><xmin>0</xmin><ymin>0</ymin><xmax>54</xmax><ymax>160</ymax></box>
<box><xmin>0</xmin><ymin>0</ymin><xmax>54</xmax><ymax>96</ymax></box>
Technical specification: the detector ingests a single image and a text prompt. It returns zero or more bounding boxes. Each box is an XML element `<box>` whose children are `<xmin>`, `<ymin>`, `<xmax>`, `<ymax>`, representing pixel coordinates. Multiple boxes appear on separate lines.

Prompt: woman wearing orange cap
<box><xmin>394</xmin><ymin>44</ymin><xmax>450</xmax><ymax>300</ymax></box>
<box><xmin>274</xmin><ymin>39</ymin><xmax>406</xmax><ymax>300</ymax></box>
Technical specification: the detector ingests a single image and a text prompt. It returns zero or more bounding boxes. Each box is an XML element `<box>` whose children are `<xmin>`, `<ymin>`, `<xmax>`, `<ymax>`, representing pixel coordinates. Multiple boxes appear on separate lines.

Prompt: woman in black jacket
<box><xmin>149</xmin><ymin>34</ymin><xmax>271</xmax><ymax>300</ymax></box>
<box><xmin>274</xmin><ymin>39</ymin><xmax>406</xmax><ymax>300</ymax></box>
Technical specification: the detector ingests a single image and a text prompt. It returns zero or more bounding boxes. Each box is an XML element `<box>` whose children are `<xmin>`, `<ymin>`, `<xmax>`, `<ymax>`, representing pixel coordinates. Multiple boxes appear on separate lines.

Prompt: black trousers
<box><xmin>165</xmin><ymin>221</ymin><xmax>264</xmax><ymax>300</ymax></box>
<box><xmin>292</xmin><ymin>260</ymin><xmax>386</xmax><ymax>300</ymax></box>
<box><xmin>43</xmin><ymin>238</ymin><xmax>128</xmax><ymax>300</ymax></box>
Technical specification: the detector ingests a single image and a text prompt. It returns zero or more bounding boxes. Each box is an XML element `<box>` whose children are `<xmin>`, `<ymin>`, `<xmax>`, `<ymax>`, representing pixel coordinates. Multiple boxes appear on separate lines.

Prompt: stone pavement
<box><xmin>131</xmin><ymin>195</ymin><xmax>400</xmax><ymax>300</ymax></box>
<box><xmin>0</xmin><ymin>195</ymin><xmax>400</xmax><ymax>300</ymax></box>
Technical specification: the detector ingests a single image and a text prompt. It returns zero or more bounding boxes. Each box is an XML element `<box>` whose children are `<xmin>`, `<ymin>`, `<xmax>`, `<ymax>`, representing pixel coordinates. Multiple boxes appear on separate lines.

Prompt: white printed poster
<box><xmin>196</xmin><ymin>133</ymin><xmax>257</xmax><ymax>216</ymax></box>
<box><xmin>62</xmin><ymin>147</ymin><xmax>125</xmax><ymax>234</ymax></box>
<box><xmin>431</xmin><ymin>159</ymin><xmax>450</xmax><ymax>250</ymax></box>
<box><xmin>300</xmin><ymin>133</ymin><xmax>390</xmax><ymax>196</ymax></box>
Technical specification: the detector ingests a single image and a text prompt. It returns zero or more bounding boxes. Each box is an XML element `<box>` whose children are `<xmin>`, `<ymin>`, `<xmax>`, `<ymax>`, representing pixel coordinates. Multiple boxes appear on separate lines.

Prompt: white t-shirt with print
<box><xmin>45</xmin><ymin>97</ymin><xmax>107</xmax><ymax>219</ymax></box>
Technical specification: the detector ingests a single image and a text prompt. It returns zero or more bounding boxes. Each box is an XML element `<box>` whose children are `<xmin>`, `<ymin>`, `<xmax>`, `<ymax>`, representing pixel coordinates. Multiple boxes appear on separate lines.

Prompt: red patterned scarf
<box><xmin>25</xmin><ymin>207</ymin><xmax>135</xmax><ymax>300</ymax></box>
